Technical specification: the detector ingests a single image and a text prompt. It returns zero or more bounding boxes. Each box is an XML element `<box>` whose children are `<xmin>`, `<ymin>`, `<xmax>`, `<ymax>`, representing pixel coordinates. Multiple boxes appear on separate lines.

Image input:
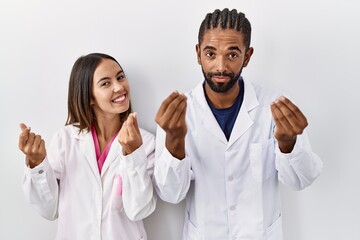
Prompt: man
<box><xmin>154</xmin><ymin>8</ymin><xmax>322</xmax><ymax>240</ymax></box>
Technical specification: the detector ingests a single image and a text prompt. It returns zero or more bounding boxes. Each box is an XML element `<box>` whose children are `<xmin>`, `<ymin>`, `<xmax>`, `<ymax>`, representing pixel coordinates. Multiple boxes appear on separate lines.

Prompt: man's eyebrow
<box><xmin>203</xmin><ymin>46</ymin><xmax>216</xmax><ymax>51</ymax></box>
<box><xmin>228</xmin><ymin>46</ymin><xmax>242</xmax><ymax>53</ymax></box>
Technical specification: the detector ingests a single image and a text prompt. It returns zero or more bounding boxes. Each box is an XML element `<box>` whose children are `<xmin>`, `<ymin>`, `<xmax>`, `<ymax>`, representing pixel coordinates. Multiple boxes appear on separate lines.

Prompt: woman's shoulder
<box><xmin>53</xmin><ymin>124</ymin><xmax>87</xmax><ymax>139</ymax></box>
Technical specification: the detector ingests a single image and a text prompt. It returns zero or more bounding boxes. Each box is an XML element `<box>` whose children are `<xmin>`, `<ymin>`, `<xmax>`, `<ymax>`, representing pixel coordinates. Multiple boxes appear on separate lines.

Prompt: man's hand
<box><xmin>271</xmin><ymin>96</ymin><xmax>308</xmax><ymax>153</ymax></box>
<box><xmin>118</xmin><ymin>113</ymin><xmax>143</xmax><ymax>156</ymax></box>
<box><xmin>18</xmin><ymin>123</ymin><xmax>46</xmax><ymax>168</ymax></box>
<box><xmin>156</xmin><ymin>91</ymin><xmax>187</xmax><ymax>159</ymax></box>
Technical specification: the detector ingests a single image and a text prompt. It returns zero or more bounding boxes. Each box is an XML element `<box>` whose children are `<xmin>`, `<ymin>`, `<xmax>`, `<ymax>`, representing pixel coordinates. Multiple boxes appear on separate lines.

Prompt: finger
<box><xmin>19</xmin><ymin>123</ymin><xmax>29</xmax><ymax>132</ymax></box>
<box><xmin>168</xmin><ymin>98</ymin><xmax>187</xmax><ymax>127</ymax></box>
<box><xmin>39</xmin><ymin>140</ymin><xmax>46</xmax><ymax>152</ymax></box>
<box><xmin>157</xmin><ymin>94</ymin><xmax>187</xmax><ymax>124</ymax></box>
<box><xmin>22</xmin><ymin>132</ymin><xmax>36</xmax><ymax>154</ymax></box>
<box><xmin>156</xmin><ymin>91</ymin><xmax>182</xmax><ymax>119</ymax></box>
<box><xmin>278</xmin><ymin>96</ymin><xmax>307</xmax><ymax>122</ymax></box>
<box><xmin>118</xmin><ymin>119</ymin><xmax>129</xmax><ymax>142</ymax></box>
<box><xmin>126</xmin><ymin>114</ymin><xmax>139</xmax><ymax>138</ymax></box>
<box><xmin>19</xmin><ymin>123</ymin><xmax>30</xmax><ymax>150</ymax></box>
<box><xmin>39</xmin><ymin>140</ymin><xmax>46</xmax><ymax>158</ymax></box>
<box><xmin>32</xmin><ymin>135</ymin><xmax>43</xmax><ymax>152</ymax></box>
<box><xmin>275</xmin><ymin>97</ymin><xmax>308</xmax><ymax>132</ymax></box>
<box><xmin>273</xmin><ymin>100</ymin><xmax>298</xmax><ymax>128</ymax></box>
<box><xmin>132</xmin><ymin>112</ymin><xmax>141</xmax><ymax>135</ymax></box>
<box><xmin>271</xmin><ymin>102</ymin><xmax>287</xmax><ymax>131</ymax></box>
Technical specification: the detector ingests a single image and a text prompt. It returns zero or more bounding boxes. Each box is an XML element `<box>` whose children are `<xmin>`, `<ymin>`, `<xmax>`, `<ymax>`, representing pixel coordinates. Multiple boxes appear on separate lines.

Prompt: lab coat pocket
<box><xmin>110</xmin><ymin>174</ymin><xmax>123</xmax><ymax>213</ymax></box>
<box><xmin>266</xmin><ymin>215</ymin><xmax>283</xmax><ymax>240</ymax></box>
<box><xmin>250</xmin><ymin>138</ymin><xmax>276</xmax><ymax>182</ymax></box>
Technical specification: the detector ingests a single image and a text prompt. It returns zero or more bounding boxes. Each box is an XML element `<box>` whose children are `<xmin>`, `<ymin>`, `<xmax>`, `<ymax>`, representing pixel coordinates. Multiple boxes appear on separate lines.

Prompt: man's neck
<box><xmin>204</xmin><ymin>81</ymin><xmax>240</xmax><ymax>109</ymax></box>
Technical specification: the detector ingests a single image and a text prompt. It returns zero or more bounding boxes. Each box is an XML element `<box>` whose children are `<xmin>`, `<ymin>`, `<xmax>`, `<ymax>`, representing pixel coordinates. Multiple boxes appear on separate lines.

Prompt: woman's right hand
<box><xmin>18</xmin><ymin>123</ymin><xmax>46</xmax><ymax>168</ymax></box>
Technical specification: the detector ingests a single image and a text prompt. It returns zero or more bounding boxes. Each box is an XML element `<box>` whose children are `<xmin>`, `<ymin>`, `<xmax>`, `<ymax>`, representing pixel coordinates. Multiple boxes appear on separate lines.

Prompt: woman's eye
<box><xmin>117</xmin><ymin>76</ymin><xmax>124</xmax><ymax>81</ymax></box>
<box><xmin>100</xmin><ymin>82</ymin><xmax>110</xmax><ymax>87</ymax></box>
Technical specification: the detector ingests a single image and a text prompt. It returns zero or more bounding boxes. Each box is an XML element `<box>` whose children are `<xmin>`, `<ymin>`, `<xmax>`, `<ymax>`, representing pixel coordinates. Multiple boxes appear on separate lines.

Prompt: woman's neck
<box><xmin>93</xmin><ymin>115</ymin><xmax>122</xmax><ymax>151</ymax></box>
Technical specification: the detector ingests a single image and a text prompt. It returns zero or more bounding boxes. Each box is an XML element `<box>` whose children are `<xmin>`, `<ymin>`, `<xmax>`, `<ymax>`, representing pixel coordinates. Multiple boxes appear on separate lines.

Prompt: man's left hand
<box><xmin>270</xmin><ymin>96</ymin><xmax>308</xmax><ymax>153</ymax></box>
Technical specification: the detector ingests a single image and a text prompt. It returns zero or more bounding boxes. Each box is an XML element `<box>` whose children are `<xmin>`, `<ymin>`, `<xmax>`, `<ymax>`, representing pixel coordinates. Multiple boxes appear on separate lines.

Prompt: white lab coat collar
<box><xmin>191</xmin><ymin>78</ymin><xmax>259</xmax><ymax>149</ymax></box>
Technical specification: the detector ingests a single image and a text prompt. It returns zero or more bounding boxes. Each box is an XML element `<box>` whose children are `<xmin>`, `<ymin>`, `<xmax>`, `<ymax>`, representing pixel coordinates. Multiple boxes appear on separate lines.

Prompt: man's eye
<box><xmin>229</xmin><ymin>53</ymin><xmax>238</xmax><ymax>58</ymax></box>
<box><xmin>206</xmin><ymin>52</ymin><xmax>214</xmax><ymax>57</ymax></box>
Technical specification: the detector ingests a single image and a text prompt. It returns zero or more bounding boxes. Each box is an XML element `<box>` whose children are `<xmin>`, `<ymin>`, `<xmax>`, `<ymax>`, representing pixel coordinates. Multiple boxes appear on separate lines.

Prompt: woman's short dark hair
<box><xmin>65</xmin><ymin>53</ymin><xmax>132</xmax><ymax>132</ymax></box>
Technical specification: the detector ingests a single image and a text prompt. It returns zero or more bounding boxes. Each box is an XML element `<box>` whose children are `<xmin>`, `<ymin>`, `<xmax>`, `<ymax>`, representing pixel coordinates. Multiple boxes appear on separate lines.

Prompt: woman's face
<box><xmin>91</xmin><ymin>58</ymin><xmax>130</xmax><ymax>118</ymax></box>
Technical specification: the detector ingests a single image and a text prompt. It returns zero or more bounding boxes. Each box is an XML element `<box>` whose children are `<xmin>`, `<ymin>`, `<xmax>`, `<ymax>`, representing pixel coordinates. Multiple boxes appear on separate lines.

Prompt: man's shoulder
<box><xmin>245</xmin><ymin>79</ymin><xmax>283</xmax><ymax>102</ymax></box>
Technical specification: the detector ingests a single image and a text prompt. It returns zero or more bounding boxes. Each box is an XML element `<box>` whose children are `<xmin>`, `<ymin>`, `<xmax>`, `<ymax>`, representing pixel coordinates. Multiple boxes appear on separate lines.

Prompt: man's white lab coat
<box><xmin>154</xmin><ymin>79</ymin><xmax>322</xmax><ymax>240</ymax></box>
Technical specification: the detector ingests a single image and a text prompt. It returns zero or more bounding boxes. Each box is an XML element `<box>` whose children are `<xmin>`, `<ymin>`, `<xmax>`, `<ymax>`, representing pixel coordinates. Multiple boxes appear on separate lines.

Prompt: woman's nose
<box><xmin>113</xmin><ymin>81</ymin><xmax>124</xmax><ymax>92</ymax></box>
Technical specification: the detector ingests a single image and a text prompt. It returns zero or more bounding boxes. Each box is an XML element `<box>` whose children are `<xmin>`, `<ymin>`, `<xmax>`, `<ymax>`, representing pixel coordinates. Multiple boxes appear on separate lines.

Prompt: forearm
<box><xmin>121</xmin><ymin>145</ymin><xmax>156</xmax><ymax>221</ymax></box>
<box><xmin>165</xmin><ymin>134</ymin><xmax>186</xmax><ymax>160</ymax></box>
<box><xmin>154</xmin><ymin>147</ymin><xmax>192</xmax><ymax>204</ymax></box>
<box><xmin>22</xmin><ymin>158</ymin><xmax>59</xmax><ymax>220</ymax></box>
<box><xmin>276</xmin><ymin>134</ymin><xmax>323</xmax><ymax>190</ymax></box>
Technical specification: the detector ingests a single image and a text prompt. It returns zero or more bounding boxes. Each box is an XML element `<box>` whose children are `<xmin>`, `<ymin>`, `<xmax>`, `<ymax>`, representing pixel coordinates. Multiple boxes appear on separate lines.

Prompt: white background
<box><xmin>1</xmin><ymin>0</ymin><xmax>359</xmax><ymax>239</ymax></box>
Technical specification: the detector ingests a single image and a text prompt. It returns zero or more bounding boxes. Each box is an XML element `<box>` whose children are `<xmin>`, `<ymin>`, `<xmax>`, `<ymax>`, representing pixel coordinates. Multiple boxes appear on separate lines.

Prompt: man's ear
<box><xmin>243</xmin><ymin>47</ymin><xmax>254</xmax><ymax>68</ymax></box>
<box><xmin>196</xmin><ymin>44</ymin><xmax>201</xmax><ymax>65</ymax></box>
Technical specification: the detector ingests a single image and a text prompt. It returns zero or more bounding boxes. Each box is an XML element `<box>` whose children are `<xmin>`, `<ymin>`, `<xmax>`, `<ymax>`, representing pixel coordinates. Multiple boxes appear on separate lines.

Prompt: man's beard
<box><xmin>202</xmin><ymin>68</ymin><xmax>242</xmax><ymax>93</ymax></box>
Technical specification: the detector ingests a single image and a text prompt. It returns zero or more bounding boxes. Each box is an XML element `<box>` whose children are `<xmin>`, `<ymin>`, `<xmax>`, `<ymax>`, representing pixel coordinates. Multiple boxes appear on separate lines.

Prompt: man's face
<box><xmin>196</xmin><ymin>28</ymin><xmax>253</xmax><ymax>93</ymax></box>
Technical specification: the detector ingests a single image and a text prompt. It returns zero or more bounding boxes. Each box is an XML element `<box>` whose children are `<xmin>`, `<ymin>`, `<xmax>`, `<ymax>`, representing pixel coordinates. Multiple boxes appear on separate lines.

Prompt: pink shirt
<box><xmin>91</xmin><ymin>125</ymin><xmax>119</xmax><ymax>174</ymax></box>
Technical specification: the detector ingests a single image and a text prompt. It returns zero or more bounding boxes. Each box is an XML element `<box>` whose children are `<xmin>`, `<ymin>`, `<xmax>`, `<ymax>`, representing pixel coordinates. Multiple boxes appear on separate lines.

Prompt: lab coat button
<box><xmin>38</xmin><ymin>170</ymin><xmax>44</xmax><ymax>174</ymax></box>
<box><xmin>230</xmin><ymin>206</ymin><xmax>236</xmax><ymax>211</ymax></box>
<box><xmin>228</xmin><ymin>176</ymin><xmax>233</xmax><ymax>181</ymax></box>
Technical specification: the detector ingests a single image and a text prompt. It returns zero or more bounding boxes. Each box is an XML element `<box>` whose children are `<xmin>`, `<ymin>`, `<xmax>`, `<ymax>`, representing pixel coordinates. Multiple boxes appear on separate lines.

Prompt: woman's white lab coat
<box><xmin>154</xmin><ymin>79</ymin><xmax>323</xmax><ymax>240</ymax></box>
<box><xmin>22</xmin><ymin>124</ymin><xmax>156</xmax><ymax>240</ymax></box>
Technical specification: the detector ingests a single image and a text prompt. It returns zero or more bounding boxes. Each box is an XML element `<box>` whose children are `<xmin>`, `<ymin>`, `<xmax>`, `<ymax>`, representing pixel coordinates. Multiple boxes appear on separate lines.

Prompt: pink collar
<box><xmin>91</xmin><ymin>125</ymin><xmax>119</xmax><ymax>174</ymax></box>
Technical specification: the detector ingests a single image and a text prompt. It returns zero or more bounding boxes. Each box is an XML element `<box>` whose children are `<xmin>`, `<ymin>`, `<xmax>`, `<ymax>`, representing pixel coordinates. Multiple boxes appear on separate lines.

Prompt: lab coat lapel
<box><xmin>77</xmin><ymin>130</ymin><xmax>102</xmax><ymax>184</ymax></box>
<box><xmin>100</xmin><ymin>139</ymin><xmax>121</xmax><ymax>177</ymax></box>
<box><xmin>227</xmin><ymin>79</ymin><xmax>259</xmax><ymax>149</ymax></box>
<box><xmin>193</xmin><ymin>82</ymin><xmax>228</xmax><ymax>144</ymax></box>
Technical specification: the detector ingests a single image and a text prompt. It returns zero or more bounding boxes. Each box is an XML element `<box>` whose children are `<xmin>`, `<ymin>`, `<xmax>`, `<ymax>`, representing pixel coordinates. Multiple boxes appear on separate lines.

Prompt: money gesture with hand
<box><xmin>270</xmin><ymin>96</ymin><xmax>308</xmax><ymax>153</ymax></box>
<box><xmin>118</xmin><ymin>113</ymin><xmax>143</xmax><ymax>156</ymax></box>
<box><xmin>18</xmin><ymin>123</ymin><xmax>46</xmax><ymax>168</ymax></box>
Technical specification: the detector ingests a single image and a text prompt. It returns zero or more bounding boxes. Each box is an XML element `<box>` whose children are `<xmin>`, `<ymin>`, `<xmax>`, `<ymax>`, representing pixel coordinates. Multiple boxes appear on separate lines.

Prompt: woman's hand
<box><xmin>118</xmin><ymin>113</ymin><xmax>143</xmax><ymax>156</ymax></box>
<box><xmin>18</xmin><ymin>123</ymin><xmax>46</xmax><ymax>168</ymax></box>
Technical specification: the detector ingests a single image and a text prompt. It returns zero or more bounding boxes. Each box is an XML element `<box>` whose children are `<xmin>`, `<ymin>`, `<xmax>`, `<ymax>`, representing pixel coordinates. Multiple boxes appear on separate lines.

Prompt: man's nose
<box><xmin>215</xmin><ymin>56</ymin><xmax>227</xmax><ymax>72</ymax></box>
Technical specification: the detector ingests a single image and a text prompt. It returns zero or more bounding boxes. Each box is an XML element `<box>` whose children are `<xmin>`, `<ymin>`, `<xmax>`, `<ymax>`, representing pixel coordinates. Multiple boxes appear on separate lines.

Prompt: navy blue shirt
<box><xmin>204</xmin><ymin>78</ymin><xmax>245</xmax><ymax>141</ymax></box>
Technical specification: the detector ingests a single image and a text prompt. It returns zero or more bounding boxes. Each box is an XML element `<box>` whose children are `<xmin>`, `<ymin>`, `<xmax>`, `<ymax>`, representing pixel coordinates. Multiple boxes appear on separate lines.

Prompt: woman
<box><xmin>19</xmin><ymin>53</ymin><xmax>156</xmax><ymax>240</ymax></box>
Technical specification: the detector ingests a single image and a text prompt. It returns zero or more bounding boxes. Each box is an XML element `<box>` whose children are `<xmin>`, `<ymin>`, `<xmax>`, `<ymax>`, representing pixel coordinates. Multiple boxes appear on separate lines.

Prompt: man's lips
<box><xmin>212</xmin><ymin>76</ymin><xmax>230</xmax><ymax>83</ymax></box>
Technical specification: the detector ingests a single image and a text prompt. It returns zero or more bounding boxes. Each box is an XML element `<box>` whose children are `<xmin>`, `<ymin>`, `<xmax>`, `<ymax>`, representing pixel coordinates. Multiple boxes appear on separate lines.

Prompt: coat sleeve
<box><xmin>22</xmin><ymin>130</ymin><xmax>65</xmax><ymax>220</ymax></box>
<box><xmin>275</xmin><ymin>131</ymin><xmax>323</xmax><ymax>191</ymax></box>
<box><xmin>121</xmin><ymin>129</ymin><xmax>157</xmax><ymax>221</ymax></box>
<box><xmin>153</xmin><ymin>125</ymin><xmax>193</xmax><ymax>204</ymax></box>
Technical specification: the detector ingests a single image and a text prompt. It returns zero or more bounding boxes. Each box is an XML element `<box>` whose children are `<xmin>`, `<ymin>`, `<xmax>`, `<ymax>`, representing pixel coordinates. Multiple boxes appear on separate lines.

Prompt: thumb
<box><xmin>19</xmin><ymin>123</ymin><xmax>30</xmax><ymax>133</ymax></box>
